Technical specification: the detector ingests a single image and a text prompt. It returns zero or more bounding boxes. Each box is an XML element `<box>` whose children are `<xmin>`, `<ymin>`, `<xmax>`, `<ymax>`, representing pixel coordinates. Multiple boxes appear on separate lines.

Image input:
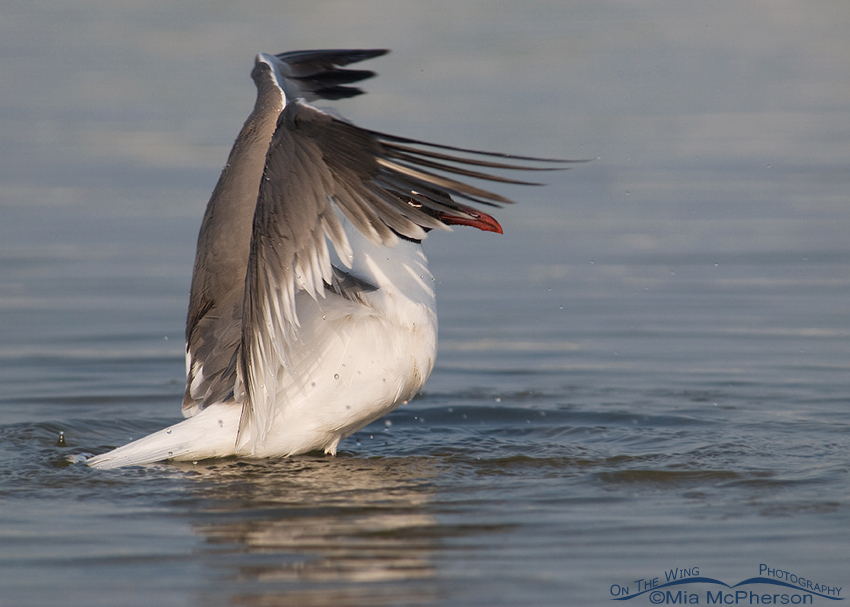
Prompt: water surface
<box><xmin>1</xmin><ymin>2</ymin><xmax>848</xmax><ymax>605</ymax></box>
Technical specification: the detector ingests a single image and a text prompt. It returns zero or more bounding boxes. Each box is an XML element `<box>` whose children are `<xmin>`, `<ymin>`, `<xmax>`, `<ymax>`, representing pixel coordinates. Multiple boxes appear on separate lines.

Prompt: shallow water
<box><xmin>1</xmin><ymin>2</ymin><xmax>849</xmax><ymax>605</ymax></box>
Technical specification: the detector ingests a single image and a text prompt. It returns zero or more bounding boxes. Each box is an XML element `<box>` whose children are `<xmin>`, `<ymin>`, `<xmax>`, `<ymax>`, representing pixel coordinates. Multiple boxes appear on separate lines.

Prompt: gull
<box><xmin>87</xmin><ymin>49</ymin><xmax>572</xmax><ymax>469</ymax></box>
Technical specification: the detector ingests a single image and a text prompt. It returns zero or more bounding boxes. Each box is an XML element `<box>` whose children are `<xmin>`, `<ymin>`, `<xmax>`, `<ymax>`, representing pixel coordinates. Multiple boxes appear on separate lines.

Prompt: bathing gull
<box><xmin>87</xmin><ymin>49</ymin><xmax>572</xmax><ymax>469</ymax></box>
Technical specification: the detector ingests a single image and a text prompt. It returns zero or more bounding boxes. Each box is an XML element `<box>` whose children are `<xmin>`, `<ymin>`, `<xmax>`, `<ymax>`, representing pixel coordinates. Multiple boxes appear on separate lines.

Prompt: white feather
<box><xmin>86</xmin><ymin>402</ymin><xmax>242</xmax><ymax>469</ymax></box>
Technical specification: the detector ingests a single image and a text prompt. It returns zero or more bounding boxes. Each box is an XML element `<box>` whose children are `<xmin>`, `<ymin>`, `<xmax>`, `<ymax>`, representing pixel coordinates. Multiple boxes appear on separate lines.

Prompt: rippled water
<box><xmin>2</xmin><ymin>2</ymin><xmax>849</xmax><ymax>605</ymax></box>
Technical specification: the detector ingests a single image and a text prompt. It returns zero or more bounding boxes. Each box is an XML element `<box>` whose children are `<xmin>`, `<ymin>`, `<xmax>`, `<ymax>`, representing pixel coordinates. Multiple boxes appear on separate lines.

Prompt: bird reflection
<box><xmin>172</xmin><ymin>454</ymin><xmax>440</xmax><ymax>606</ymax></box>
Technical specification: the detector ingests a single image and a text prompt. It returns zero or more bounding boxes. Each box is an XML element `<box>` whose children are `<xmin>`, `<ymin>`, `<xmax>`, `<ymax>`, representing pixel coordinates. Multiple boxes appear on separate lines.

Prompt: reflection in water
<box><xmin>175</xmin><ymin>455</ymin><xmax>441</xmax><ymax>606</ymax></box>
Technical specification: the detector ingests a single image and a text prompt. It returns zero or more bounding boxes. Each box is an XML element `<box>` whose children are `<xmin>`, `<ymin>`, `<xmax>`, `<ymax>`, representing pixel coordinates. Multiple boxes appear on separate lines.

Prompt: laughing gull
<box><xmin>88</xmin><ymin>49</ymin><xmax>572</xmax><ymax>469</ymax></box>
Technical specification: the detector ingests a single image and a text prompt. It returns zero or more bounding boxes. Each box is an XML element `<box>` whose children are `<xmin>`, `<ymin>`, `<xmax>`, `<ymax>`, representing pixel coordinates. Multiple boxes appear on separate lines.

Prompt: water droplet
<box><xmin>55</xmin><ymin>432</ymin><xmax>66</xmax><ymax>447</ymax></box>
<box><xmin>384</xmin><ymin>420</ymin><xmax>393</xmax><ymax>428</ymax></box>
<box><xmin>334</xmin><ymin>373</ymin><xmax>339</xmax><ymax>380</ymax></box>
<box><xmin>168</xmin><ymin>451</ymin><xmax>173</xmax><ymax>457</ymax></box>
<box><xmin>166</xmin><ymin>429</ymin><xmax>172</xmax><ymax>435</ymax></box>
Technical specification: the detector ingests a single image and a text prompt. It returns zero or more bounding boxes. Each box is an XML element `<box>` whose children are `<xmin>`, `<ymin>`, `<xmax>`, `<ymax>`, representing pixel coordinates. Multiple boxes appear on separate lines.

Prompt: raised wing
<box><xmin>238</xmin><ymin>99</ymin><xmax>574</xmax><ymax>449</ymax></box>
<box><xmin>183</xmin><ymin>50</ymin><xmax>389</xmax><ymax>416</ymax></box>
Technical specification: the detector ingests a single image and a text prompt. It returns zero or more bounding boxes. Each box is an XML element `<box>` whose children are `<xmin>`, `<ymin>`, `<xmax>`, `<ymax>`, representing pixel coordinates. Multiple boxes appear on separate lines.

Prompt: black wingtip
<box><xmin>273</xmin><ymin>48</ymin><xmax>389</xmax><ymax>67</ymax></box>
<box><xmin>272</xmin><ymin>49</ymin><xmax>389</xmax><ymax>101</ymax></box>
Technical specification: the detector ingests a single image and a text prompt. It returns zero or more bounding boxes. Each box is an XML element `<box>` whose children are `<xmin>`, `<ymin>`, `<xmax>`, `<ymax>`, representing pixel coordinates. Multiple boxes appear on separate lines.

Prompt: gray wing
<box><xmin>238</xmin><ymin>100</ymin><xmax>572</xmax><ymax>446</ymax></box>
<box><xmin>182</xmin><ymin>50</ymin><xmax>389</xmax><ymax>416</ymax></box>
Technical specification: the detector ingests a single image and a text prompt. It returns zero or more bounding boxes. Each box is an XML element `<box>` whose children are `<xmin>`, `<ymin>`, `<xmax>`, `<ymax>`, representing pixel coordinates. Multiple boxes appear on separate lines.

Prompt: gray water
<box><xmin>1</xmin><ymin>2</ymin><xmax>848</xmax><ymax>605</ymax></box>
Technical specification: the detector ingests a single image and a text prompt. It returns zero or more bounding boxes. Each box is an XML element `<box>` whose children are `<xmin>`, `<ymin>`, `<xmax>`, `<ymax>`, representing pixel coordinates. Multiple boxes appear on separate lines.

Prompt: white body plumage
<box><xmin>89</xmin><ymin>222</ymin><xmax>436</xmax><ymax>468</ymax></box>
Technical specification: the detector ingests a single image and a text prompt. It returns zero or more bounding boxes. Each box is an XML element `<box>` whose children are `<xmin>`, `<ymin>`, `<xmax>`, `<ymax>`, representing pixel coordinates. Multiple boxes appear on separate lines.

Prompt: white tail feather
<box><xmin>87</xmin><ymin>403</ymin><xmax>242</xmax><ymax>469</ymax></box>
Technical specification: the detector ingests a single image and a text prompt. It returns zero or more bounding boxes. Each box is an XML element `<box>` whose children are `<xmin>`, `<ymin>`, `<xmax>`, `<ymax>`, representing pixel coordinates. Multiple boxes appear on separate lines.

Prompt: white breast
<box><xmin>243</xmin><ymin>219</ymin><xmax>439</xmax><ymax>457</ymax></box>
